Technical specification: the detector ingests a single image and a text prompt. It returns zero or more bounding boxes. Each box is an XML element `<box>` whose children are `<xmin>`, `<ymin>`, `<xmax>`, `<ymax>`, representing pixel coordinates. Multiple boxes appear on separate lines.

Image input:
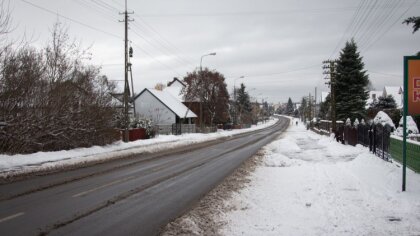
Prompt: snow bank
<box><xmin>221</xmin><ymin>117</ymin><xmax>420</xmax><ymax>236</ymax></box>
<box><xmin>394</xmin><ymin>116</ymin><xmax>419</xmax><ymax>136</ymax></box>
<box><xmin>0</xmin><ymin>118</ymin><xmax>279</xmax><ymax>177</ymax></box>
<box><xmin>373</xmin><ymin>111</ymin><xmax>395</xmax><ymax>129</ymax></box>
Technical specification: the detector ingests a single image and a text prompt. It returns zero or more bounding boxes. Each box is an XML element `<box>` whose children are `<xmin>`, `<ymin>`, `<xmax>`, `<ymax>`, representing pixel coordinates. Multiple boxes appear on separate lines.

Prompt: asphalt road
<box><xmin>0</xmin><ymin>116</ymin><xmax>290</xmax><ymax>236</ymax></box>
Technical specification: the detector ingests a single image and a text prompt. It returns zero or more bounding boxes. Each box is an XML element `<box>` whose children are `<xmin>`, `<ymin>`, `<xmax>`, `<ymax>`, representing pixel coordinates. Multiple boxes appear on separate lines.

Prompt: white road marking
<box><xmin>72</xmin><ymin>176</ymin><xmax>136</xmax><ymax>198</ymax></box>
<box><xmin>0</xmin><ymin>212</ymin><xmax>25</xmax><ymax>223</ymax></box>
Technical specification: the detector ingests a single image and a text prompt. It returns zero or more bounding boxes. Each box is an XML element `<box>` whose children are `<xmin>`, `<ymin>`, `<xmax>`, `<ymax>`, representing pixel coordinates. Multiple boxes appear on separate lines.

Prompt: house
<box><xmin>165</xmin><ymin>77</ymin><xmax>206</xmax><ymax>125</ymax></box>
<box><xmin>164</xmin><ymin>77</ymin><xmax>185</xmax><ymax>102</ymax></box>
<box><xmin>383</xmin><ymin>86</ymin><xmax>403</xmax><ymax>108</ymax></box>
<box><xmin>133</xmin><ymin>88</ymin><xmax>197</xmax><ymax>125</ymax></box>
<box><xmin>367</xmin><ymin>90</ymin><xmax>383</xmax><ymax>107</ymax></box>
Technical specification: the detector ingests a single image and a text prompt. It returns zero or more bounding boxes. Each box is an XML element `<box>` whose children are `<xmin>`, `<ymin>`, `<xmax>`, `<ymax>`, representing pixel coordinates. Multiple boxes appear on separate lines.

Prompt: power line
<box><xmin>328</xmin><ymin>0</ymin><xmax>365</xmax><ymax>59</ymax></box>
<box><xmin>136</xmin><ymin>4</ymin><xmax>418</xmax><ymax>18</ymax></box>
<box><xmin>369</xmin><ymin>71</ymin><xmax>401</xmax><ymax>78</ymax></box>
<box><xmin>20</xmin><ymin>0</ymin><xmax>186</xmax><ymax>78</ymax></box>
<box><xmin>233</xmin><ymin>64</ymin><xmax>321</xmax><ymax>79</ymax></box>
<box><xmin>74</xmin><ymin>0</ymin><xmax>119</xmax><ymax>23</ymax></box>
<box><xmin>130</xmin><ymin>24</ymin><xmax>196</xmax><ymax>69</ymax></box>
<box><xmin>72</xmin><ymin>0</ymin><xmax>196</xmax><ymax>70</ymax></box>
<box><xmin>20</xmin><ymin>0</ymin><xmax>121</xmax><ymax>39</ymax></box>
<box><xmin>132</xmin><ymin>17</ymin><xmax>197</xmax><ymax>65</ymax></box>
<box><xmin>363</xmin><ymin>0</ymin><xmax>416</xmax><ymax>52</ymax></box>
<box><xmin>358</xmin><ymin>0</ymin><xmax>403</xmax><ymax>49</ymax></box>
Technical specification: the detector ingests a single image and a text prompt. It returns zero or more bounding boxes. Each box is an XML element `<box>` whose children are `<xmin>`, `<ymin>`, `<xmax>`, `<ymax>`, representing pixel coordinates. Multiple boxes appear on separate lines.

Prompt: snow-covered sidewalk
<box><xmin>0</xmin><ymin>118</ymin><xmax>277</xmax><ymax>178</ymax></box>
<box><xmin>221</xmin><ymin>118</ymin><xmax>420</xmax><ymax>236</ymax></box>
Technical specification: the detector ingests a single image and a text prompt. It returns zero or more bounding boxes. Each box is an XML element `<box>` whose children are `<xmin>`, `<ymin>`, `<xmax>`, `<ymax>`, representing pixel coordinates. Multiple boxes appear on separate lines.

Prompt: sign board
<box><xmin>407</xmin><ymin>58</ymin><xmax>420</xmax><ymax>115</ymax></box>
<box><xmin>402</xmin><ymin>56</ymin><xmax>420</xmax><ymax>191</ymax></box>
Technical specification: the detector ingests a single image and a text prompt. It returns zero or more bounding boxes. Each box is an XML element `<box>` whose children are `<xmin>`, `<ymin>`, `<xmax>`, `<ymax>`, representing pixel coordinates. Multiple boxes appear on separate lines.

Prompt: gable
<box><xmin>134</xmin><ymin>88</ymin><xmax>197</xmax><ymax>118</ymax></box>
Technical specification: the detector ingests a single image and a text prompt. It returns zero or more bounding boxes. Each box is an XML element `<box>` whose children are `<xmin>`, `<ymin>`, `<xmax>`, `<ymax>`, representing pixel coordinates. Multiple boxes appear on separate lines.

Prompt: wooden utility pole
<box><xmin>323</xmin><ymin>60</ymin><xmax>338</xmax><ymax>132</ymax></box>
<box><xmin>120</xmin><ymin>0</ymin><xmax>134</xmax><ymax>142</ymax></box>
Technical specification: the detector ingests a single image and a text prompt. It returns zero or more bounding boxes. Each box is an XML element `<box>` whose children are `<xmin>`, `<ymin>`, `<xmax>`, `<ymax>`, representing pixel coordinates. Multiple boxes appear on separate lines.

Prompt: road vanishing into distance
<box><xmin>0</xmin><ymin>116</ymin><xmax>289</xmax><ymax>236</ymax></box>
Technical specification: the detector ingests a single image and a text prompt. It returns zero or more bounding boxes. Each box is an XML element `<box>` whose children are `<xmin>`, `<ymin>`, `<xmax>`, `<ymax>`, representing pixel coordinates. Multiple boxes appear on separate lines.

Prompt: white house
<box><xmin>383</xmin><ymin>86</ymin><xmax>403</xmax><ymax>108</ymax></box>
<box><xmin>133</xmin><ymin>88</ymin><xmax>197</xmax><ymax>125</ymax></box>
<box><xmin>164</xmin><ymin>77</ymin><xmax>185</xmax><ymax>102</ymax></box>
<box><xmin>367</xmin><ymin>90</ymin><xmax>383</xmax><ymax>107</ymax></box>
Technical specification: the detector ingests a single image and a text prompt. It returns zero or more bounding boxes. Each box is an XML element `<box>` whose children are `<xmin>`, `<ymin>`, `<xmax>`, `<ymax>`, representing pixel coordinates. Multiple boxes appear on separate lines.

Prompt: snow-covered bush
<box><xmin>130</xmin><ymin>117</ymin><xmax>154</xmax><ymax>136</ymax></box>
<box><xmin>373</xmin><ymin>111</ymin><xmax>395</xmax><ymax>129</ymax></box>
<box><xmin>361</xmin><ymin>119</ymin><xmax>366</xmax><ymax>125</ymax></box>
<box><xmin>354</xmin><ymin>118</ymin><xmax>360</xmax><ymax>127</ymax></box>
<box><xmin>345</xmin><ymin>118</ymin><xmax>351</xmax><ymax>126</ymax></box>
<box><xmin>394</xmin><ymin>116</ymin><xmax>419</xmax><ymax>136</ymax></box>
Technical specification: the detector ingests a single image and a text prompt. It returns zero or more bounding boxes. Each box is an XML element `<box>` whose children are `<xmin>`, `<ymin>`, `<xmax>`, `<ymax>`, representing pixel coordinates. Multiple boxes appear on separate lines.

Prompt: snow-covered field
<box><xmin>0</xmin><ymin>118</ymin><xmax>277</xmax><ymax>177</ymax></box>
<box><xmin>221</xmin><ymin>118</ymin><xmax>420</xmax><ymax>236</ymax></box>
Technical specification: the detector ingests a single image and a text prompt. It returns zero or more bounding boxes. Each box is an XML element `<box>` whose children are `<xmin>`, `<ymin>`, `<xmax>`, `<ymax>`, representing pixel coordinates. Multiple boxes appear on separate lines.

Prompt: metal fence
<box><xmin>155</xmin><ymin>124</ymin><xmax>196</xmax><ymax>135</ymax></box>
<box><xmin>172</xmin><ymin>124</ymin><xmax>196</xmax><ymax>135</ymax></box>
<box><xmin>315</xmin><ymin>121</ymin><xmax>394</xmax><ymax>161</ymax></box>
<box><xmin>343</xmin><ymin>123</ymin><xmax>393</xmax><ymax>161</ymax></box>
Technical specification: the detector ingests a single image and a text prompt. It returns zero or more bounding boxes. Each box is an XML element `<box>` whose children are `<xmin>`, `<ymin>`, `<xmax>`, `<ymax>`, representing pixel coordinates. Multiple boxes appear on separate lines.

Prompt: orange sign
<box><xmin>408</xmin><ymin>59</ymin><xmax>420</xmax><ymax>115</ymax></box>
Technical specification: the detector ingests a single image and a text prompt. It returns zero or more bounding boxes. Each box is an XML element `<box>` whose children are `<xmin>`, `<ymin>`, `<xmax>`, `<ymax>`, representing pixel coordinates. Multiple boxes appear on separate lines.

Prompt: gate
<box><xmin>373</xmin><ymin>123</ymin><xmax>392</xmax><ymax>161</ymax></box>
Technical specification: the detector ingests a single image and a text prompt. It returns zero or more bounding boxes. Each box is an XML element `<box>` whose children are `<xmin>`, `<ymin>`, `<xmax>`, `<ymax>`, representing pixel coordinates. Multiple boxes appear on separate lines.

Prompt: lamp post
<box><xmin>199</xmin><ymin>52</ymin><xmax>216</xmax><ymax>131</ymax></box>
<box><xmin>233</xmin><ymin>76</ymin><xmax>245</xmax><ymax>125</ymax></box>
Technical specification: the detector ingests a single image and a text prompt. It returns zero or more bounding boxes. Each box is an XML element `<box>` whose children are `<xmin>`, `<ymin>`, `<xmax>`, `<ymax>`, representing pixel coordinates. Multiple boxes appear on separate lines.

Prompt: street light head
<box><xmin>209</xmin><ymin>52</ymin><xmax>216</xmax><ymax>56</ymax></box>
<box><xmin>239</xmin><ymin>76</ymin><xmax>245</xmax><ymax>79</ymax></box>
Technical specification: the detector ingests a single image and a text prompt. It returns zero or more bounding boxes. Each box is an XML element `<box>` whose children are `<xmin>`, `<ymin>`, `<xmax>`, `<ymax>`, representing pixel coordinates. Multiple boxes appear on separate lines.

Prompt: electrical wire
<box><xmin>20</xmin><ymin>0</ymin><xmax>185</xmax><ymax>77</ymax></box>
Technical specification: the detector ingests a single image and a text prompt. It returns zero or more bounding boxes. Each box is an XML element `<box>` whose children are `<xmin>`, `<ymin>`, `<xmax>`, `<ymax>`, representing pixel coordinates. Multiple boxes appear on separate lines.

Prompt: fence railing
<box><xmin>154</xmin><ymin>124</ymin><xmax>197</xmax><ymax>135</ymax></box>
<box><xmin>313</xmin><ymin>121</ymin><xmax>394</xmax><ymax>161</ymax></box>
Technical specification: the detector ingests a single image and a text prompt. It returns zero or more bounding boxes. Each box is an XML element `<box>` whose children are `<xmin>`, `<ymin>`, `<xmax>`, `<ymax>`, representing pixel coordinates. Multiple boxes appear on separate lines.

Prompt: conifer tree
<box><xmin>373</xmin><ymin>95</ymin><xmax>397</xmax><ymax>109</ymax></box>
<box><xmin>286</xmin><ymin>97</ymin><xmax>294</xmax><ymax>115</ymax></box>
<box><xmin>236</xmin><ymin>83</ymin><xmax>252</xmax><ymax>123</ymax></box>
<box><xmin>335</xmin><ymin>39</ymin><xmax>370</xmax><ymax>121</ymax></box>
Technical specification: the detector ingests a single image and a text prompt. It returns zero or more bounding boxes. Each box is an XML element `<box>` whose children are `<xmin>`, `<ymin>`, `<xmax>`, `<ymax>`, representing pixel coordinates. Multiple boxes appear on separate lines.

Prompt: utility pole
<box><xmin>323</xmin><ymin>59</ymin><xmax>338</xmax><ymax>133</ymax></box>
<box><xmin>120</xmin><ymin>0</ymin><xmax>134</xmax><ymax>142</ymax></box>
<box><xmin>314</xmin><ymin>86</ymin><xmax>317</xmax><ymax>118</ymax></box>
<box><xmin>307</xmin><ymin>93</ymin><xmax>313</xmax><ymax>121</ymax></box>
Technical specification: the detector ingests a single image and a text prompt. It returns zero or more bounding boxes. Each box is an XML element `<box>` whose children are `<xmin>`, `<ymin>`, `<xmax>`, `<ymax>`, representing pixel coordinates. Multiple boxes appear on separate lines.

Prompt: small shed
<box><xmin>133</xmin><ymin>88</ymin><xmax>197</xmax><ymax>125</ymax></box>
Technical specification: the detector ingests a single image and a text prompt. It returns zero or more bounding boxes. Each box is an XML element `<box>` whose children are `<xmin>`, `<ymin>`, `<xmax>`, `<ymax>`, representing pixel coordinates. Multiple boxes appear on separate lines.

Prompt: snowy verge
<box><xmin>221</xmin><ymin>117</ymin><xmax>420</xmax><ymax>236</ymax></box>
<box><xmin>0</xmin><ymin>118</ymin><xmax>279</xmax><ymax>178</ymax></box>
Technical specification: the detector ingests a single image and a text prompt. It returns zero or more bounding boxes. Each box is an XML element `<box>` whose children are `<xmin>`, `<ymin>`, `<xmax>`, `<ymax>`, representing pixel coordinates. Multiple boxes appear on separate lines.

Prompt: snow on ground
<box><xmin>0</xmin><ymin>118</ymin><xmax>277</xmax><ymax>177</ymax></box>
<box><xmin>221</xmin><ymin>117</ymin><xmax>420</xmax><ymax>236</ymax></box>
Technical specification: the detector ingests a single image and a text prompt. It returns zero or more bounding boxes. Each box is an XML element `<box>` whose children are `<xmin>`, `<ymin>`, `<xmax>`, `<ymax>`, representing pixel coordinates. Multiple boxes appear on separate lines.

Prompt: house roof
<box><xmin>167</xmin><ymin>77</ymin><xmax>186</xmax><ymax>87</ymax></box>
<box><xmin>383</xmin><ymin>86</ymin><xmax>403</xmax><ymax>108</ymax></box>
<box><xmin>164</xmin><ymin>86</ymin><xmax>184</xmax><ymax>102</ymax></box>
<box><xmin>134</xmin><ymin>88</ymin><xmax>197</xmax><ymax>118</ymax></box>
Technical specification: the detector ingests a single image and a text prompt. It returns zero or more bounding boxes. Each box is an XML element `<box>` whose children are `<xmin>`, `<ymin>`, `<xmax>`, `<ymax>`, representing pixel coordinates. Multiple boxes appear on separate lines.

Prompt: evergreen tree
<box><xmin>319</xmin><ymin>94</ymin><xmax>331</xmax><ymax>120</ymax></box>
<box><xmin>286</xmin><ymin>97</ymin><xmax>294</xmax><ymax>115</ymax></box>
<box><xmin>235</xmin><ymin>83</ymin><xmax>252</xmax><ymax>124</ymax></box>
<box><xmin>299</xmin><ymin>97</ymin><xmax>307</xmax><ymax>121</ymax></box>
<box><xmin>335</xmin><ymin>39</ymin><xmax>370</xmax><ymax>121</ymax></box>
<box><xmin>373</xmin><ymin>95</ymin><xmax>397</xmax><ymax>109</ymax></box>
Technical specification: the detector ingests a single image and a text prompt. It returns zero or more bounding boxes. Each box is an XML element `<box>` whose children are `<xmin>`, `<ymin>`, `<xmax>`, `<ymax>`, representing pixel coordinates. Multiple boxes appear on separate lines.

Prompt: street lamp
<box><xmin>233</xmin><ymin>76</ymin><xmax>245</xmax><ymax>125</ymax></box>
<box><xmin>199</xmin><ymin>52</ymin><xmax>216</xmax><ymax>130</ymax></box>
<box><xmin>200</xmin><ymin>52</ymin><xmax>216</xmax><ymax>71</ymax></box>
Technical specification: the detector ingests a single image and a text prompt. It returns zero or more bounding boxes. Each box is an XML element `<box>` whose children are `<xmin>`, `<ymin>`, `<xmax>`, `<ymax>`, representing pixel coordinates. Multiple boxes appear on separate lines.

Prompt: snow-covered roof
<box><xmin>383</xmin><ymin>86</ymin><xmax>403</xmax><ymax>108</ymax></box>
<box><xmin>164</xmin><ymin>86</ymin><xmax>184</xmax><ymax>102</ymax></box>
<box><xmin>167</xmin><ymin>77</ymin><xmax>186</xmax><ymax>87</ymax></box>
<box><xmin>136</xmin><ymin>88</ymin><xmax>197</xmax><ymax>118</ymax></box>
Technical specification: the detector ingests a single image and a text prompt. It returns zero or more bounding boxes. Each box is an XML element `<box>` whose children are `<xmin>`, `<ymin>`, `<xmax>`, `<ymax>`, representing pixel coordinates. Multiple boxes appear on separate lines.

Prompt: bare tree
<box><xmin>182</xmin><ymin>68</ymin><xmax>230</xmax><ymax>125</ymax></box>
<box><xmin>0</xmin><ymin>22</ymin><xmax>118</xmax><ymax>154</ymax></box>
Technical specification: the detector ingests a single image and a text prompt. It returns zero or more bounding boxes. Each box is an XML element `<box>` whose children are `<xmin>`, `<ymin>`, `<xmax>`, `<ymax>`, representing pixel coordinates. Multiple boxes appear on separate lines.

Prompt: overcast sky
<box><xmin>6</xmin><ymin>0</ymin><xmax>420</xmax><ymax>103</ymax></box>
